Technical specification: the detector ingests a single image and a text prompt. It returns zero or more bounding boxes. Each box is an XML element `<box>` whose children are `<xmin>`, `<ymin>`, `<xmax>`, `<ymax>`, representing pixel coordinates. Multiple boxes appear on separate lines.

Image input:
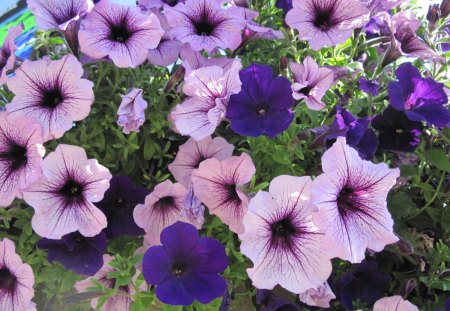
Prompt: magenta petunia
<box><xmin>180</xmin><ymin>46</ymin><xmax>235</xmax><ymax>76</ymax></box>
<box><xmin>239</xmin><ymin>175</ymin><xmax>332</xmax><ymax>294</ymax></box>
<box><xmin>170</xmin><ymin>59</ymin><xmax>242</xmax><ymax>140</ymax></box>
<box><xmin>299</xmin><ymin>282</ymin><xmax>336</xmax><ymax>308</ymax></box>
<box><xmin>168</xmin><ymin>136</ymin><xmax>234</xmax><ymax>187</ymax></box>
<box><xmin>192</xmin><ymin>153</ymin><xmax>255</xmax><ymax>234</ymax></box>
<box><xmin>79</xmin><ymin>0</ymin><xmax>164</xmax><ymax>68</ymax></box>
<box><xmin>0</xmin><ymin>24</ymin><xmax>23</xmax><ymax>85</ymax></box>
<box><xmin>22</xmin><ymin>144</ymin><xmax>111</xmax><ymax>239</ymax></box>
<box><xmin>311</xmin><ymin>137</ymin><xmax>399</xmax><ymax>263</ymax></box>
<box><xmin>286</xmin><ymin>0</ymin><xmax>370</xmax><ymax>50</ymax></box>
<box><xmin>0</xmin><ymin>238</ymin><xmax>35</xmax><ymax>311</ymax></box>
<box><xmin>0</xmin><ymin>112</ymin><xmax>45</xmax><ymax>207</ymax></box>
<box><xmin>133</xmin><ymin>180</ymin><xmax>199</xmax><ymax>246</ymax></box>
<box><xmin>165</xmin><ymin>0</ymin><xmax>246</xmax><ymax>53</ymax></box>
<box><xmin>373</xmin><ymin>296</ymin><xmax>419</xmax><ymax>311</ymax></box>
<box><xmin>290</xmin><ymin>56</ymin><xmax>334</xmax><ymax>111</ymax></box>
<box><xmin>117</xmin><ymin>88</ymin><xmax>148</xmax><ymax>134</ymax></box>
<box><xmin>6</xmin><ymin>54</ymin><xmax>95</xmax><ymax>141</ymax></box>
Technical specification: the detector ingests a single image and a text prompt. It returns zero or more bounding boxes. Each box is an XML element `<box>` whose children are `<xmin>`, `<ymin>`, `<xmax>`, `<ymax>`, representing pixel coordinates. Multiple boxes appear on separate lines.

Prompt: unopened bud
<box><xmin>426</xmin><ymin>4</ymin><xmax>441</xmax><ymax>31</ymax></box>
<box><xmin>280</xmin><ymin>56</ymin><xmax>288</xmax><ymax>71</ymax></box>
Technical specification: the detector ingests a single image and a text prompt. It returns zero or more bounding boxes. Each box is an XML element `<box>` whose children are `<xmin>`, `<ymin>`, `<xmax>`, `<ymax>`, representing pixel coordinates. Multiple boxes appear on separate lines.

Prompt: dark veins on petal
<box><xmin>0</xmin><ymin>143</ymin><xmax>28</xmax><ymax>172</ymax></box>
<box><xmin>190</xmin><ymin>4</ymin><xmax>226</xmax><ymax>37</ymax></box>
<box><xmin>312</xmin><ymin>1</ymin><xmax>338</xmax><ymax>31</ymax></box>
<box><xmin>59</xmin><ymin>179</ymin><xmax>84</xmax><ymax>204</ymax></box>
<box><xmin>337</xmin><ymin>186</ymin><xmax>361</xmax><ymax>216</ymax></box>
<box><xmin>155</xmin><ymin>196</ymin><xmax>177</xmax><ymax>211</ymax></box>
<box><xmin>0</xmin><ymin>267</ymin><xmax>17</xmax><ymax>294</ymax></box>
<box><xmin>40</xmin><ymin>87</ymin><xmax>65</xmax><ymax>109</ymax></box>
<box><xmin>224</xmin><ymin>183</ymin><xmax>240</xmax><ymax>202</ymax></box>
<box><xmin>109</xmin><ymin>19</ymin><xmax>133</xmax><ymax>43</ymax></box>
<box><xmin>270</xmin><ymin>216</ymin><xmax>298</xmax><ymax>248</ymax></box>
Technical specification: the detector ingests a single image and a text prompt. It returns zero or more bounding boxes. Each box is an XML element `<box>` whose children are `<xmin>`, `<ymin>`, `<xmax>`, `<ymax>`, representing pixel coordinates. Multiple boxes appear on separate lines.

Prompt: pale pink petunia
<box><xmin>23</xmin><ymin>144</ymin><xmax>111</xmax><ymax>239</ymax></box>
<box><xmin>192</xmin><ymin>153</ymin><xmax>255</xmax><ymax>234</ymax></box>
<box><xmin>168</xmin><ymin>136</ymin><xmax>234</xmax><ymax>187</ymax></box>
<box><xmin>117</xmin><ymin>88</ymin><xmax>148</xmax><ymax>134</ymax></box>
<box><xmin>286</xmin><ymin>0</ymin><xmax>370</xmax><ymax>50</ymax></box>
<box><xmin>299</xmin><ymin>282</ymin><xmax>336</xmax><ymax>308</ymax></box>
<box><xmin>133</xmin><ymin>180</ymin><xmax>198</xmax><ymax>246</ymax></box>
<box><xmin>6</xmin><ymin>54</ymin><xmax>94</xmax><ymax>141</ymax></box>
<box><xmin>373</xmin><ymin>295</ymin><xmax>419</xmax><ymax>311</ymax></box>
<box><xmin>79</xmin><ymin>0</ymin><xmax>164</xmax><ymax>68</ymax></box>
<box><xmin>0</xmin><ymin>112</ymin><xmax>45</xmax><ymax>207</ymax></box>
<box><xmin>0</xmin><ymin>238</ymin><xmax>35</xmax><ymax>311</ymax></box>
<box><xmin>239</xmin><ymin>175</ymin><xmax>332</xmax><ymax>293</ymax></box>
<box><xmin>312</xmin><ymin>137</ymin><xmax>399</xmax><ymax>263</ymax></box>
<box><xmin>358</xmin><ymin>0</ymin><xmax>405</xmax><ymax>15</ymax></box>
<box><xmin>290</xmin><ymin>56</ymin><xmax>334</xmax><ymax>111</ymax></box>
<box><xmin>170</xmin><ymin>59</ymin><xmax>242</xmax><ymax>140</ymax></box>
<box><xmin>0</xmin><ymin>24</ymin><xmax>23</xmax><ymax>85</ymax></box>
<box><xmin>180</xmin><ymin>46</ymin><xmax>235</xmax><ymax>76</ymax></box>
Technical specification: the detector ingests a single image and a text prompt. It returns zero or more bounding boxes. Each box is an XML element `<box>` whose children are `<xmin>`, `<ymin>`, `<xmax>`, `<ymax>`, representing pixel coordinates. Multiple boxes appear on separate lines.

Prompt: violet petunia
<box><xmin>0</xmin><ymin>24</ymin><xmax>23</xmax><ymax>85</ymax></box>
<box><xmin>359</xmin><ymin>77</ymin><xmax>379</xmax><ymax>96</ymax></box>
<box><xmin>181</xmin><ymin>186</ymin><xmax>205</xmax><ymax>228</ymax></box>
<box><xmin>312</xmin><ymin>137</ymin><xmax>399</xmax><ymax>263</ymax></box>
<box><xmin>358</xmin><ymin>0</ymin><xmax>405</xmax><ymax>15</ymax></box>
<box><xmin>275</xmin><ymin>0</ymin><xmax>293</xmax><ymax>14</ymax></box>
<box><xmin>168</xmin><ymin>136</ymin><xmax>234</xmax><ymax>187</ymax></box>
<box><xmin>79</xmin><ymin>0</ymin><xmax>164</xmax><ymax>68</ymax></box>
<box><xmin>139</xmin><ymin>0</ymin><xmax>185</xmax><ymax>9</ymax></box>
<box><xmin>372</xmin><ymin>106</ymin><xmax>423</xmax><ymax>153</ymax></box>
<box><xmin>23</xmin><ymin>144</ymin><xmax>111</xmax><ymax>239</ymax></box>
<box><xmin>286</xmin><ymin>0</ymin><xmax>370</xmax><ymax>50</ymax></box>
<box><xmin>388</xmin><ymin>63</ymin><xmax>450</xmax><ymax>127</ymax></box>
<box><xmin>290</xmin><ymin>56</ymin><xmax>334</xmax><ymax>111</ymax></box>
<box><xmin>373</xmin><ymin>295</ymin><xmax>419</xmax><ymax>311</ymax></box>
<box><xmin>192</xmin><ymin>153</ymin><xmax>255</xmax><ymax>234</ymax></box>
<box><xmin>239</xmin><ymin>175</ymin><xmax>332</xmax><ymax>294</ymax></box>
<box><xmin>6</xmin><ymin>54</ymin><xmax>95</xmax><ymax>141</ymax></box>
<box><xmin>256</xmin><ymin>289</ymin><xmax>300</xmax><ymax>311</ymax></box>
<box><xmin>142</xmin><ymin>221</ymin><xmax>228</xmax><ymax>306</ymax></box>
<box><xmin>37</xmin><ymin>231</ymin><xmax>107</xmax><ymax>276</ymax></box>
<box><xmin>117</xmin><ymin>88</ymin><xmax>148</xmax><ymax>134</ymax></box>
<box><xmin>0</xmin><ymin>112</ymin><xmax>45</xmax><ymax>207</ymax></box>
<box><xmin>226</xmin><ymin>64</ymin><xmax>294</xmax><ymax>138</ymax></box>
<box><xmin>299</xmin><ymin>282</ymin><xmax>336</xmax><ymax>308</ymax></box>
<box><xmin>94</xmin><ymin>176</ymin><xmax>147</xmax><ymax>239</ymax></box>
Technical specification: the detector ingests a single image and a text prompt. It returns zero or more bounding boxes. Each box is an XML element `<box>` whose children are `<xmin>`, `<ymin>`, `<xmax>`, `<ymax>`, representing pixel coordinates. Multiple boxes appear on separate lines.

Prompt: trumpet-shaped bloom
<box><xmin>79</xmin><ymin>0</ymin><xmax>164</xmax><ymax>68</ymax></box>
<box><xmin>299</xmin><ymin>282</ymin><xmax>336</xmax><ymax>308</ymax></box>
<box><xmin>238</xmin><ymin>8</ymin><xmax>284</xmax><ymax>46</ymax></box>
<box><xmin>168</xmin><ymin>136</ymin><xmax>234</xmax><ymax>187</ymax></box>
<box><xmin>142</xmin><ymin>221</ymin><xmax>228</xmax><ymax>306</ymax></box>
<box><xmin>6</xmin><ymin>54</ymin><xmax>95</xmax><ymax>141</ymax></box>
<box><xmin>170</xmin><ymin>59</ymin><xmax>242</xmax><ymax>140</ymax></box>
<box><xmin>359</xmin><ymin>77</ymin><xmax>379</xmax><ymax>96</ymax></box>
<box><xmin>388</xmin><ymin>63</ymin><xmax>450</xmax><ymax>128</ymax></box>
<box><xmin>0</xmin><ymin>112</ymin><xmax>45</xmax><ymax>207</ymax></box>
<box><xmin>23</xmin><ymin>144</ymin><xmax>111</xmax><ymax>239</ymax></box>
<box><xmin>0</xmin><ymin>24</ymin><xmax>23</xmax><ymax>84</ymax></box>
<box><xmin>290</xmin><ymin>56</ymin><xmax>334</xmax><ymax>110</ymax></box>
<box><xmin>226</xmin><ymin>64</ymin><xmax>294</xmax><ymax>138</ymax></box>
<box><xmin>239</xmin><ymin>175</ymin><xmax>332</xmax><ymax>294</ymax></box>
<box><xmin>117</xmin><ymin>88</ymin><xmax>148</xmax><ymax>134</ymax></box>
<box><xmin>312</xmin><ymin>137</ymin><xmax>399</xmax><ymax>263</ymax></box>
<box><xmin>286</xmin><ymin>0</ymin><xmax>370</xmax><ymax>50</ymax></box>
<box><xmin>373</xmin><ymin>295</ymin><xmax>419</xmax><ymax>311</ymax></box>
<box><xmin>180</xmin><ymin>46</ymin><xmax>234</xmax><ymax>76</ymax></box>
<box><xmin>192</xmin><ymin>153</ymin><xmax>255</xmax><ymax>233</ymax></box>
<box><xmin>0</xmin><ymin>238</ymin><xmax>35</xmax><ymax>311</ymax></box>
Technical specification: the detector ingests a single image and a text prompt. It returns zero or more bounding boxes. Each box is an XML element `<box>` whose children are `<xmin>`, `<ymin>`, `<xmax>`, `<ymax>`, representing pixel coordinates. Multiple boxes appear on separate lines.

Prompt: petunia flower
<box><xmin>0</xmin><ymin>112</ymin><xmax>45</xmax><ymax>207</ymax></box>
<box><xmin>388</xmin><ymin>63</ymin><xmax>450</xmax><ymax>127</ymax></box>
<box><xmin>180</xmin><ymin>46</ymin><xmax>235</xmax><ymax>76</ymax></box>
<box><xmin>133</xmin><ymin>180</ymin><xmax>198</xmax><ymax>246</ymax></box>
<box><xmin>192</xmin><ymin>153</ymin><xmax>255</xmax><ymax>233</ymax></box>
<box><xmin>0</xmin><ymin>238</ymin><xmax>35</xmax><ymax>311</ymax></box>
<box><xmin>290</xmin><ymin>56</ymin><xmax>334</xmax><ymax>111</ymax></box>
<box><xmin>358</xmin><ymin>0</ymin><xmax>405</xmax><ymax>15</ymax></box>
<box><xmin>23</xmin><ymin>144</ymin><xmax>111</xmax><ymax>239</ymax></box>
<box><xmin>6</xmin><ymin>54</ymin><xmax>95</xmax><ymax>141</ymax></box>
<box><xmin>226</xmin><ymin>64</ymin><xmax>294</xmax><ymax>138</ymax></box>
<box><xmin>0</xmin><ymin>24</ymin><xmax>23</xmax><ymax>85</ymax></box>
<box><xmin>117</xmin><ymin>88</ymin><xmax>148</xmax><ymax>134</ymax></box>
<box><xmin>286</xmin><ymin>0</ymin><xmax>370</xmax><ymax>50</ymax></box>
<box><xmin>168</xmin><ymin>136</ymin><xmax>234</xmax><ymax>187</ymax></box>
<box><xmin>94</xmin><ymin>176</ymin><xmax>147</xmax><ymax>239</ymax></box>
<box><xmin>311</xmin><ymin>137</ymin><xmax>399</xmax><ymax>263</ymax></box>
<box><xmin>37</xmin><ymin>231</ymin><xmax>107</xmax><ymax>276</ymax></box>
<box><xmin>373</xmin><ymin>295</ymin><xmax>419</xmax><ymax>311</ymax></box>
<box><xmin>142</xmin><ymin>221</ymin><xmax>228</xmax><ymax>306</ymax></box>
<box><xmin>256</xmin><ymin>289</ymin><xmax>300</xmax><ymax>311</ymax></box>
<box><xmin>372</xmin><ymin>106</ymin><xmax>423</xmax><ymax>153</ymax></box>
<box><xmin>79</xmin><ymin>0</ymin><xmax>164</xmax><ymax>68</ymax></box>
<box><xmin>358</xmin><ymin>77</ymin><xmax>379</xmax><ymax>96</ymax></box>
<box><xmin>170</xmin><ymin>59</ymin><xmax>242</xmax><ymax>140</ymax></box>
<box><xmin>165</xmin><ymin>0</ymin><xmax>246</xmax><ymax>53</ymax></box>
<box><xmin>239</xmin><ymin>175</ymin><xmax>332</xmax><ymax>293</ymax></box>
<box><xmin>275</xmin><ymin>0</ymin><xmax>293</xmax><ymax>14</ymax></box>
<box><xmin>27</xmin><ymin>0</ymin><xmax>94</xmax><ymax>55</ymax></box>
<box><xmin>299</xmin><ymin>282</ymin><xmax>336</xmax><ymax>308</ymax></box>
<box><xmin>181</xmin><ymin>186</ymin><xmax>205</xmax><ymax>228</ymax></box>
<box><xmin>138</xmin><ymin>0</ymin><xmax>185</xmax><ymax>9</ymax></box>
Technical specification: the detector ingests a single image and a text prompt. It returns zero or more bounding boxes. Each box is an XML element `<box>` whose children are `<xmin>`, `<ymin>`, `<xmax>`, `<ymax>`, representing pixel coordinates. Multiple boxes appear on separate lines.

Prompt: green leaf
<box><xmin>425</xmin><ymin>149</ymin><xmax>450</xmax><ymax>173</ymax></box>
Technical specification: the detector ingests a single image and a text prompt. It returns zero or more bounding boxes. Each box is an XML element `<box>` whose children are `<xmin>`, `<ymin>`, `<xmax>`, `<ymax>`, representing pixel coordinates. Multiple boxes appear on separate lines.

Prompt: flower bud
<box><xmin>426</xmin><ymin>4</ymin><xmax>441</xmax><ymax>31</ymax></box>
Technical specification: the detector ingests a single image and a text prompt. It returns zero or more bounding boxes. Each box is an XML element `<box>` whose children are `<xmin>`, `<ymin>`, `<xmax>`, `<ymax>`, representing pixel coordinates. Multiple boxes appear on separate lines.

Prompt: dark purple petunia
<box><xmin>142</xmin><ymin>221</ymin><xmax>228</xmax><ymax>306</ymax></box>
<box><xmin>226</xmin><ymin>64</ymin><xmax>294</xmax><ymax>138</ymax></box>
<box><xmin>372</xmin><ymin>106</ymin><xmax>423</xmax><ymax>153</ymax></box>
<box><xmin>388</xmin><ymin>63</ymin><xmax>450</xmax><ymax>128</ymax></box>
<box><xmin>335</xmin><ymin>261</ymin><xmax>391</xmax><ymax>310</ymax></box>
<box><xmin>94</xmin><ymin>176</ymin><xmax>147</xmax><ymax>239</ymax></box>
<box><xmin>256</xmin><ymin>290</ymin><xmax>300</xmax><ymax>311</ymax></box>
<box><xmin>37</xmin><ymin>231</ymin><xmax>107</xmax><ymax>276</ymax></box>
<box><xmin>275</xmin><ymin>0</ymin><xmax>293</xmax><ymax>14</ymax></box>
<box><xmin>324</xmin><ymin>106</ymin><xmax>378</xmax><ymax>160</ymax></box>
<box><xmin>359</xmin><ymin>77</ymin><xmax>379</xmax><ymax>96</ymax></box>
